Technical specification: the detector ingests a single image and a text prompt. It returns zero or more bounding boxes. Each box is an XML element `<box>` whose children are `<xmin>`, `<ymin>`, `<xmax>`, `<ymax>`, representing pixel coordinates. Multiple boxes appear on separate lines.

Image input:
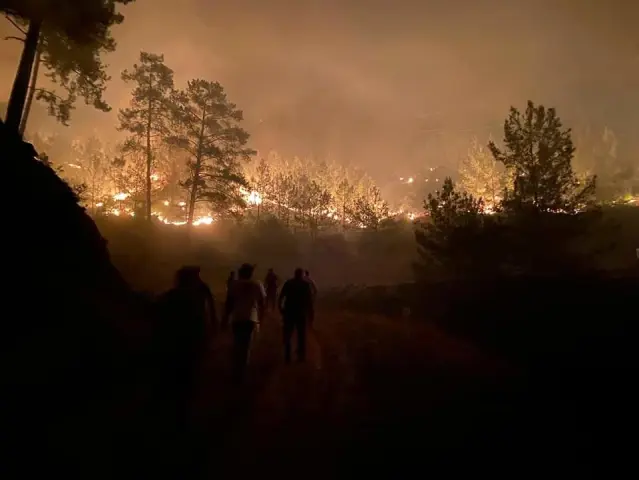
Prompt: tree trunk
<box><xmin>5</xmin><ymin>19</ymin><xmax>42</xmax><ymax>135</ymax></box>
<box><xmin>19</xmin><ymin>38</ymin><xmax>42</xmax><ymax>136</ymax></box>
<box><xmin>167</xmin><ymin>144</ymin><xmax>177</xmax><ymax>202</ymax></box>
<box><xmin>342</xmin><ymin>201</ymin><xmax>346</xmax><ymax>231</ymax></box>
<box><xmin>91</xmin><ymin>175</ymin><xmax>96</xmax><ymax>215</ymax></box>
<box><xmin>145</xmin><ymin>100</ymin><xmax>153</xmax><ymax>221</ymax></box>
<box><xmin>187</xmin><ymin>170</ymin><xmax>199</xmax><ymax>225</ymax></box>
<box><xmin>188</xmin><ymin>110</ymin><xmax>207</xmax><ymax>226</ymax></box>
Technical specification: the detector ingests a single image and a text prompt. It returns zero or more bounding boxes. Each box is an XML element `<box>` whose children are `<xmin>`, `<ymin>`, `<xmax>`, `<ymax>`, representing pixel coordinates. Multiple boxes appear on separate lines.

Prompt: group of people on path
<box><xmin>224</xmin><ymin>265</ymin><xmax>317</xmax><ymax>380</ymax></box>
<box><xmin>155</xmin><ymin>264</ymin><xmax>317</xmax><ymax>396</ymax></box>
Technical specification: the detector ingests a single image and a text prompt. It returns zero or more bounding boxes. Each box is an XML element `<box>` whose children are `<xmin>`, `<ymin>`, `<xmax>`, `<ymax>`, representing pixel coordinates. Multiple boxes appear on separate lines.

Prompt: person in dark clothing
<box><xmin>154</xmin><ymin>266</ymin><xmax>217</xmax><ymax>422</ymax></box>
<box><xmin>278</xmin><ymin>268</ymin><xmax>314</xmax><ymax>363</ymax></box>
<box><xmin>264</xmin><ymin>268</ymin><xmax>279</xmax><ymax>312</ymax></box>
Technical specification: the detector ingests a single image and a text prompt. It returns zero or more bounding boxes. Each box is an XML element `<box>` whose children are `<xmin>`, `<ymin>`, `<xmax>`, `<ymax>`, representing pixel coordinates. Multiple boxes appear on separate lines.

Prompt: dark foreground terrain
<box><xmin>126</xmin><ymin>302</ymin><xmax>635</xmax><ymax>479</ymax></box>
<box><xmin>5</xmin><ymin>286</ymin><xmax>638</xmax><ymax>479</ymax></box>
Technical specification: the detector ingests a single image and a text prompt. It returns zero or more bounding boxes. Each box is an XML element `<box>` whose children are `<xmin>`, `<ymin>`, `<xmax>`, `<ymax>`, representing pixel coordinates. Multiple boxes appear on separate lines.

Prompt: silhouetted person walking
<box><xmin>155</xmin><ymin>266</ymin><xmax>217</xmax><ymax>427</ymax></box>
<box><xmin>264</xmin><ymin>268</ymin><xmax>279</xmax><ymax>312</ymax></box>
<box><xmin>279</xmin><ymin>268</ymin><xmax>314</xmax><ymax>363</ymax></box>
<box><xmin>224</xmin><ymin>263</ymin><xmax>265</xmax><ymax>382</ymax></box>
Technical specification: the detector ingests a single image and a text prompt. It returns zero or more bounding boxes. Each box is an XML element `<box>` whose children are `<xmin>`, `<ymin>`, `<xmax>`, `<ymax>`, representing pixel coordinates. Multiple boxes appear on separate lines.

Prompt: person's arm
<box><xmin>222</xmin><ymin>285</ymin><xmax>234</xmax><ymax>329</ymax></box>
<box><xmin>306</xmin><ymin>283</ymin><xmax>315</xmax><ymax>318</ymax></box>
<box><xmin>204</xmin><ymin>284</ymin><xmax>217</xmax><ymax>328</ymax></box>
<box><xmin>256</xmin><ymin>283</ymin><xmax>266</xmax><ymax>323</ymax></box>
<box><xmin>278</xmin><ymin>281</ymin><xmax>288</xmax><ymax>314</ymax></box>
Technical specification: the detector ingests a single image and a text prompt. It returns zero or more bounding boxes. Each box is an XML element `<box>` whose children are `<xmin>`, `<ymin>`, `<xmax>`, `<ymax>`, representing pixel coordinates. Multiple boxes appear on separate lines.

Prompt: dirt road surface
<box><xmin>161</xmin><ymin>308</ymin><xmax>576</xmax><ymax>478</ymax></box>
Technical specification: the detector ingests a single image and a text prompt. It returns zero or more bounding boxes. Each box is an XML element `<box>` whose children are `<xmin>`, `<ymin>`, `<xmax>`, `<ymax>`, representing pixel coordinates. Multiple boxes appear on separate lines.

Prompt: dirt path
<box><xmin>179</xmin><ymin>309</ymin><xmax>520</xmax><ymax>477</ymax></box>
<box><xmin>193</xmin><ymin>315</ymin><xmax>347</xmax><ymax>476</ymax></box>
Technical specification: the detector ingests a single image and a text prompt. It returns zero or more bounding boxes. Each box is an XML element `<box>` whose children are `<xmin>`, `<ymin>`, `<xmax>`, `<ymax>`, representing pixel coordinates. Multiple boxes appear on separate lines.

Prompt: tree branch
<box><xmin>4</xmin><ymin>14</ymin><xmax>26</xmax><ymax>35</ymax></box>
<box><xmin>4</xmin><ymin>35</ymin><xmax>24</xmax><ymax>42</ymax></box>
<box><xmin>33</xmin><ymin>87</ymin><xmax>66</xmax><ymax>102</ymax></box>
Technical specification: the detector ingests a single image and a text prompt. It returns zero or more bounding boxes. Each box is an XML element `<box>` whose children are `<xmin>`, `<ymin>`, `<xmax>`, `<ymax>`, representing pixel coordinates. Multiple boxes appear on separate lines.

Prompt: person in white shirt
<box><xmin>225</xmin><ymin>263</ymin><xmax>265</xmax><ymax>382</ymax></box>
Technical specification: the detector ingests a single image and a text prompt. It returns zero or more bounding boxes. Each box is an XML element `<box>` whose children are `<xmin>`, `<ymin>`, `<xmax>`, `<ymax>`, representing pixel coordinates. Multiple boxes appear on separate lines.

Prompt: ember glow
<box><xmin>247</xmin><ymin>191</ymin><xmax>263</xmax><ymax>206</ymax></box>
<box><xmin>96</xmin><ymin>187</ymin><xmax>267</xmax><ymax>226</ymax></box>
<box><xmin>113</xmin><ymin>192</ymin><xmax>129</xmax><ymax>201</ymax></box>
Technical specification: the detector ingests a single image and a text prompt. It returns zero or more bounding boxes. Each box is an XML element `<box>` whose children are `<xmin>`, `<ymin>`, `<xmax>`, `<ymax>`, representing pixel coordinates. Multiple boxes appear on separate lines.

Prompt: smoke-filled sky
<box><xmin>1</xmin><ymin>0</ymin><xmax>638</xmax><ymax>180</ymax></box>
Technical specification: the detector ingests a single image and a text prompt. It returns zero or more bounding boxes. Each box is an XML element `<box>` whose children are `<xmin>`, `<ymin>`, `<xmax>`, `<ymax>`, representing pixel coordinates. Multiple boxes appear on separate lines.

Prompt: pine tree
<box><xmin>488</xmin><ymin>100</ymin><xmax>595</xmax><ymax>213</ymax></box>
<box><xmin>307</xmin><ymin>180</ymin><xmax>333</xmax><ymax>236</ymax></box>
<box><xmin>334</xmin><ymin>177</ymin><xmax>355</xmax><ymax>230</ymax></box>
<box><xmin>169</xmin><ymin>79</ymin><xmax>254</xmax><ymax>224</ymax></box>
<box><xmin>71</xmin><ymin>135</ymin><xmax>110</xmax><ymax>213</ymax></box>
<box><xmin>459</xmin><ymin>136</ymin><xmax>507</xmax><ymax>207</ymax></box>
<box><xmin>118</xmin><ymin>52</ymin><xmax>175</xmax><ymax>221</ymax></box>
<box><xmin>350</xmin><ymin>185</ymin><xmax>390</xmax><ymax>231</ymax></box>
<box><xmin>2</xmin><ymin>1</ymin><xmax>134</xmax><ymax>133</ymax></box>
<box><xmin>250</xmin><ymin>158</ymin><xmax>273</xmax><ymax>221</ymax></box>
<box><xmin>488</xmin><ymin>102</ymin><xmax>605</xmax><ymax>274</ymax></box>
<box><xmin>414</xmin><ymin>177</ymin><xmax>488</xmax><ymax>280</ymax></box>
<box><xmin>108</xmin><ymin>146</ymin><xmax>147</xmax><ymax>215</ymax></box>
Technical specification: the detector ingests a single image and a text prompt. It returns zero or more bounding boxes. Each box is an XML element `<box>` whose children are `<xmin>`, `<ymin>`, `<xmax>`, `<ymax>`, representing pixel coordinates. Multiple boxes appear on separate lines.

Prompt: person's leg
<box><xmin>296</xmin><ymin>317</ymin><xmax>307</xmax><ymax>362</ymax></box>
<box><xmin>282</xmin><ymin>317</ymin><xmax>294</xmax><ymax>364</ymax></box>
<box><xmin>267</xmin><ymin>291</ymin><xmax>276</xmax><ymax>312</ymax></box>
<box><xmin>232</xmin><ymin>322</ymin><xmax>248</xmax><ymax>381</ymax></box>
<box><xmin>307</xmin><ymin>307</ymin><xmax>314</xmax><ymax>328</ymax></box>
<box><xmin>242</xmin><ymin>321</ymin><xmax>256</xmax><ymax>366</ymax></box>
<box><xmin>232</xmin><ymin>321</ymin><xmax>254</xmax><ymax>381</ymax></box>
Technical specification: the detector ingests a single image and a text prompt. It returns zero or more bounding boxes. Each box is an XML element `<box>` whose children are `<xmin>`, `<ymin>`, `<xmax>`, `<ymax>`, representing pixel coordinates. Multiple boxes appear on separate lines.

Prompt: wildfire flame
<box><xmin>96</xmin><ymin>186</ymin><xmax>428</xmax><ymax>228</ymax></box>
<box><xmin>248</xmin><ymin>191</ymin><xmax>262</xmax><ymax>205</ymax></box>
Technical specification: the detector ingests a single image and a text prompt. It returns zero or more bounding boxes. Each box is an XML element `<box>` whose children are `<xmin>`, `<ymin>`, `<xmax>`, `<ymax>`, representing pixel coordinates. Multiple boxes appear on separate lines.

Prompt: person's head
<box><xmin>238</xmin><ymin>263</ymin><xmax>255</xmax><ymax>280</ymax></box>
<box><xmin>294</xmin><ymin>268</ymin><xmax>304</xmax><ymax>280</ymax></box>
<box><xmin>228</xmin><ymin>270</ymin><xmax>236</xmax><ymax>279</ymax></box>
<box><xmin>175</xmin><ymin>265</ymin><xmax>201</xmax><ymax>287</ymax></box>
<box><xmin>175</xmin><ymin>266</ymin><xmax>194</xmax><ymax>287</ymax></box>
<box><xmin>267</xmin><ymin>268</ymin><xmax>273</xmax><ymax>274</ymax></box>
<box><xmin>305</xmin><ymin>270</ymin><xmax>310</xmax><ymax>278</ymax></box>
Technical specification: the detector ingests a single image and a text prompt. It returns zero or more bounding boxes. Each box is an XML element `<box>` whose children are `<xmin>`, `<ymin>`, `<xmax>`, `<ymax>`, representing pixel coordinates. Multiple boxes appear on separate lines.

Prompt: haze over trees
<box><xmin>574</xmin><ymin>126</ymin><xmax>638</xmax><ymax>203</ymax></box>
<box><xmin>2</xmin><ymin>24</ymin><xmax>635</xmax><ymax>284</ymax></box>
